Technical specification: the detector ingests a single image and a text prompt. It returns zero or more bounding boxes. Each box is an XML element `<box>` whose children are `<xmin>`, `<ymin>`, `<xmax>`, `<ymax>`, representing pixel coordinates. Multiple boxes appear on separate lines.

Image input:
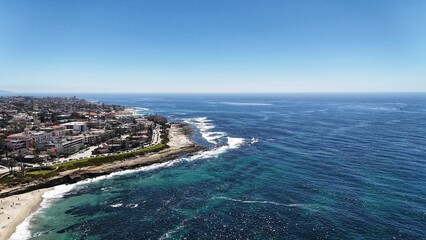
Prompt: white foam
<box><xmin>184</xmin><ymin>117</ymin><xmax>247</xmax><ymax>148</ymax></box>
<box><xmin>338</xmin><ymin>105</ymin><xmax>399</xmax><ymax>112</ymax></box>
<box><xmin>133</xmin><ymin>107</ymin><xmax>150</xmax><ymax>111</ymax></box>
<box><xmin>220</xmin><ymin>102</ymin><xmax>272</xmax><ymax>106</ymax></box>
<box><xmin>194</xmin><ymin>117</ymin><xmax>211</xmax><ymax>122</ymax></box>
<box><xmin>184</xmin><ymin>117</ymin><xmax>224</xmax><ymax>145</ymax></box>
<box><xmin>212</xmin><ymin>196</ymin><xmax>302</xmax><ymax>207</ymax></box>
<box><xmin>250</xmin><ymin>138</ymin><xmax>259</xmax><ymax>144</ymax></box>
<box><xmin>101</xmin><ymin>187</ymin><xmax>112</xmax><ymax>191</ymax></box>
<box><xmin>227</xmin><ymin>137</ymin><xmax>245</xmax><ymax>149</ymax></box>
<box><xmin>9</xmin><ymin>213</ymin><xmax>34</xmax><ymax>240</ymax></box>
<box><xmin>11</xmin><ymin>162</ymin><xmax>236</xmax><ymax>239</ymax></box>
<box><xmin>110</xmin><ymin>203</ymin><xmax>123</xmax><ymax>208</ymax></box>
<box><xmin>11</xmin><ymin>183</ymin><xmax>84</xmax><ymax>239</ymax></box>
<box><xmin>202</xmin><ymin>131</ymin><xmax>226</xmax><ymax>144</ymax></box>
<box><xmin>159</xmin><ymin>221</ymin><xmax>186</xmax><ymax>240</ymax></box>
<box><xmin>11</xmin><ymin>176</ymin><xmax>135</xmax><ymax>239</ymax></box>
<box><xmin>182</xmin><ymin>117</ymin><xmax>248</xmax><ymax>159</ymax></box>
<box><xmin>126</xmin><ymin>203</ymin><xmax>138</xmax><ymax>208</ymax></box>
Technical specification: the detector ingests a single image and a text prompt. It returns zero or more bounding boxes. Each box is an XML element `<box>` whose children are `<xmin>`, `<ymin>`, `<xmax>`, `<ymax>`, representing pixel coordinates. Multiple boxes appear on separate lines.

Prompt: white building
<box><xmin>55</xmin><ymin>137</ymin><xmax>84</xmax><ymax>155</ymax></box>
<box><xmin>29</xmin><ymin>131</ymin><xmax>52</xmax><ymax>144</ymax></box>
<box><xmin>61</xmin><ymin>122</ymin><xmax>88</xmax><ymax>134</ymax></box>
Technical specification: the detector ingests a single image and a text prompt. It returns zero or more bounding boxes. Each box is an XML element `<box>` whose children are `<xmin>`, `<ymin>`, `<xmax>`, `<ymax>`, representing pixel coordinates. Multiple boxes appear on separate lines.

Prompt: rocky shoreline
<box><xmin>0</xmin><ymin>123</ymin><xmax>204</xmax><ymax>198</ymax></box>
<box><xmin>0</xmin><ymin>145</ymin><xmax>203</xmax><ymax>198</ymax></box>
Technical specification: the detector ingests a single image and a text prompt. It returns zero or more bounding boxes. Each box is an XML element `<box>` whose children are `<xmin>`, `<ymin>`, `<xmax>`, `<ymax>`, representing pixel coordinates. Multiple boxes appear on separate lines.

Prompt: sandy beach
<box><xmin>0</xmin><ymin>188</ymin><xmax>52</xmax><ymax>240</ymax></box>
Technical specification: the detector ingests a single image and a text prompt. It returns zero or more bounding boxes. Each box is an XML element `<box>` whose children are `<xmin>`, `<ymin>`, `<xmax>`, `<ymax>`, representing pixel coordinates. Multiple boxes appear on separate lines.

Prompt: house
<box><xmin>81</xmin><ymin>129</ymin><xmax>114</xmax><ymax>145</ymax></box>
<box><xmin>6</xmin><ymin>133</ymin><xmax>32</xmax><ymax>152</ymax></box>
<box><xmin>52</xmin><ymin>125</ymin><xmax>66</xmax><ymax>137</ymax></box>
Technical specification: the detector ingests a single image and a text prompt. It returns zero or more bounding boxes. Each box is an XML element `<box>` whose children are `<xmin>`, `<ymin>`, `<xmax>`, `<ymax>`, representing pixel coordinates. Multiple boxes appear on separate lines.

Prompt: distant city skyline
<box><xmin>1</xmin><ymin>0</ymin><xmax>425</xmax><ymax>93</ymax></box>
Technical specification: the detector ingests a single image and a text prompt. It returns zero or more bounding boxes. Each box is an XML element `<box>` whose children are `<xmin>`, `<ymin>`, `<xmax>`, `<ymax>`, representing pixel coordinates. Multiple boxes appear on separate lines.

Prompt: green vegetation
<box><xmin>54</xmin><ymin>143</ymin><xmax>167</xmax><ymax>171</ymax></box>
<box><xmin>0</xmin><ymin>176</ymin><xmax>18</xmax><ymax>185</ymax></box>
<box><xmin>0</xmin><ymin>143</ymin><xmax>168</xmax><ymax>186</ymax></box>
<box><xmin>26</xmin><ymin>169</ymin><xmax>58</xmax><ymax>178</ymax></box>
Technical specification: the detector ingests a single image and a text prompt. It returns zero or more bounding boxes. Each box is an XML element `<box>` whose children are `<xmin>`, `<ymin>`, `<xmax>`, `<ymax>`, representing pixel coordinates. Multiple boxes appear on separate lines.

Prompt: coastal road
<box><xmin>145</xmin><ymin>125</ymin><xmax>161</xmax><ymax>147</ymax></box>
<box><xmin>60</xmin><ymin>145</ymin><xmax>98</xmax><ymax>162</ymax></box>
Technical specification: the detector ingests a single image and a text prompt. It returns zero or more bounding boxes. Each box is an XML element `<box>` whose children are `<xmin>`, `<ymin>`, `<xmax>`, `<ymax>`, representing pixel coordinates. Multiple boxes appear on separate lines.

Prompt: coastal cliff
<box><xmin>0</xmin><ymin>123</ymin><xmax>204</xmax><ymax>198</ymax></box>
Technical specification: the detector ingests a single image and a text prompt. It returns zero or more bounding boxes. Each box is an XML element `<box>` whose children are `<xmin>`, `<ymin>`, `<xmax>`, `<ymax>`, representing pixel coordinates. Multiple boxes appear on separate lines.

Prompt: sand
<box><xmin>0</xmin><ymin>188</ymin><xmax>52</xmax><ymax>240</ymax></box>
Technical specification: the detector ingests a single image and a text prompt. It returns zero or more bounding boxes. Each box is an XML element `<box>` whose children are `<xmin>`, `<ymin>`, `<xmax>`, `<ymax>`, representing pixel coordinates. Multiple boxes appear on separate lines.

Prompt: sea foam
<box><xmin>184</xmin><ymin>117</ymin><xmax>223</xmax><ymax>144</ymax></box>
<box><xmin>110</xmin><ymin>203</ymin><xmax>123</xmax><ymax>208</ymax></box>
<box><xmin>212</xmin><ymin>196</ymin><xmax>305</xmax><ymax>208</ymax></box>
<box><xmin>219</xmin><ymin>102</ymin><xmax>272</xmax><ymax>106</ymax></box>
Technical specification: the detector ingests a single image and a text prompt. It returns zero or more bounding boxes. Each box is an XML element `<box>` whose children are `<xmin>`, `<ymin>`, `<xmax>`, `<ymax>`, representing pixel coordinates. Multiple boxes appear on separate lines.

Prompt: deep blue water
<box><xmin>15</xmin><ymin>94</ymin><xmax>426</xmax><ymax>239</ymax></box>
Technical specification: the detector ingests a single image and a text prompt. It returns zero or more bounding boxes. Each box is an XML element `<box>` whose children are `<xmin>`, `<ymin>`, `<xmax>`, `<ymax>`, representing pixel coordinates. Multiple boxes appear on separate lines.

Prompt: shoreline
<box><xmin>0</xmin><ymin>123</ymin><xmax>203</xmax><ymax>198</ymax></box>
<box><xmin>0</xmin><ymin>188</ymin><xmax>51</xmax><ymax>240</ymax></box>
<box><xmin>0</xmin><ymin>123</ymin><xmax>204</xmax><ymax>239</ymax></box>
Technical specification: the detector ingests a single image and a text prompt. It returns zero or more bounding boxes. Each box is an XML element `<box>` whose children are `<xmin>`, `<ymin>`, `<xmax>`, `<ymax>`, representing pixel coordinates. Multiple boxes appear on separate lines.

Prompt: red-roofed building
<box><xmin>6</xmin><ymin>133</ymin><xmax>32</xmax><ymax>152</ymax></box>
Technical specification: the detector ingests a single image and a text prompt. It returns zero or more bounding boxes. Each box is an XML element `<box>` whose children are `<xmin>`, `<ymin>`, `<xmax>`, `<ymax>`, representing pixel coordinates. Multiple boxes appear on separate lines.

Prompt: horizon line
<box><xmin>2</xmin><ymin>91</ymin><xmax>426</xmax><ymax>95</ymax></box>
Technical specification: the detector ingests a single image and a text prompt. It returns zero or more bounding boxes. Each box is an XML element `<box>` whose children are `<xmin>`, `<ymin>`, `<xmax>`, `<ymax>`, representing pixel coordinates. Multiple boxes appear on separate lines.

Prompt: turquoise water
<box><xmin>14</xmin><ymin>94</ymin><xmax>426</xmax><ymax>239</ymax></box>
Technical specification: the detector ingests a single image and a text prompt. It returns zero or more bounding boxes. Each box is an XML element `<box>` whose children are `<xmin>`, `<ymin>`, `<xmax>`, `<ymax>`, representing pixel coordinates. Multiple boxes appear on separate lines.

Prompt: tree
<box><xmin>147</xmin><ymin>115</ymin><xmax>168</xmax><ymax>125</ymax></box>
<box><xmin>7</xmin><ymin>158</ymin><xmax>16</xmax><ymax>174</ymax></box>
<box><xmin>0</xmin><ymin>137</ymin><xmax>6</xmax><ymax>155</ymax></box>
<box><xmin>51</xmin><ymin>112</ymin><xmax>59</xmax><ymax>124</ymax></box>
<box><xmin>20</xmin><ymin>162</ymin><xmax>27</xmax><ymax>175</ymax></box>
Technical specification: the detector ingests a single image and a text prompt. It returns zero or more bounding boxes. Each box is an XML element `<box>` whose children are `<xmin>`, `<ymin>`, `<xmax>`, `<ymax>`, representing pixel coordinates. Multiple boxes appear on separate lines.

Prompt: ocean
<box><xmin>11</xmin><ymin>94</ymin><xmax>426</xmax><ymax>239</ymax></box>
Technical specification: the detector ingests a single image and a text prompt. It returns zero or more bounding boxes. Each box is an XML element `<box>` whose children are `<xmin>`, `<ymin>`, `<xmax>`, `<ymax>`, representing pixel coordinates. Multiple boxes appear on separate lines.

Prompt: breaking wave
<box><xmin>184</xmin><ymin>117</ymin><xmax>224</xmax><ymax>144</ymax></box>
<box><xmin>184</xmin><ymin>117</ymin><xmax>245</xmax><ymax>147</ymax></box>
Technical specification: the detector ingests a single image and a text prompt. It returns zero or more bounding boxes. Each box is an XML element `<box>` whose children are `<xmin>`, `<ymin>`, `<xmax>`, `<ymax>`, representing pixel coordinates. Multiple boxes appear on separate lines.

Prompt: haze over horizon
<box><xmin>1</xmin><ymin>0</ymin><xmax>425</xmax><ymax>93</ymax></box>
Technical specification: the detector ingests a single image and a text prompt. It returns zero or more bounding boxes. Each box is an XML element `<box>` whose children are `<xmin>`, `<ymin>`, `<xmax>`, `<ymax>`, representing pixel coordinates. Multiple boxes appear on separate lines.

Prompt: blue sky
<box><xmin>0</xmin><ymin>0</ymin><xmax>425</xmax><ymax>93</ymax></box>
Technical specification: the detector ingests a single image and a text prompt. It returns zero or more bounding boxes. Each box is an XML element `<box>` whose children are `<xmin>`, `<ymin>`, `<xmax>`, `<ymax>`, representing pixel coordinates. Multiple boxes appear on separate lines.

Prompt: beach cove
<box><xmin>0</xmin><ymin>123</ymin><xmax>203</xmax><ymax>240</ymax></box>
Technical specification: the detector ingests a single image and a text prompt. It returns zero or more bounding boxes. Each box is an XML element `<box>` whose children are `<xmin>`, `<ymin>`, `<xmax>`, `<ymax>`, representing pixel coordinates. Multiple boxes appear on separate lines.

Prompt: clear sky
<box><xmin>1</xmin><ymin>0</ymin><xmax>425</xmax><ymax>93</ymax></box>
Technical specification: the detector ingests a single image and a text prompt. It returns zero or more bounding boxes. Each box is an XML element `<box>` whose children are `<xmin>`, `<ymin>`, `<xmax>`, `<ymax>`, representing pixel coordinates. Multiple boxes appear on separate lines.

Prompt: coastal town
<box><xmin>0</xmin><ymin>96</ymin><xmax>167</xmax><ymax>176</ymax></box>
